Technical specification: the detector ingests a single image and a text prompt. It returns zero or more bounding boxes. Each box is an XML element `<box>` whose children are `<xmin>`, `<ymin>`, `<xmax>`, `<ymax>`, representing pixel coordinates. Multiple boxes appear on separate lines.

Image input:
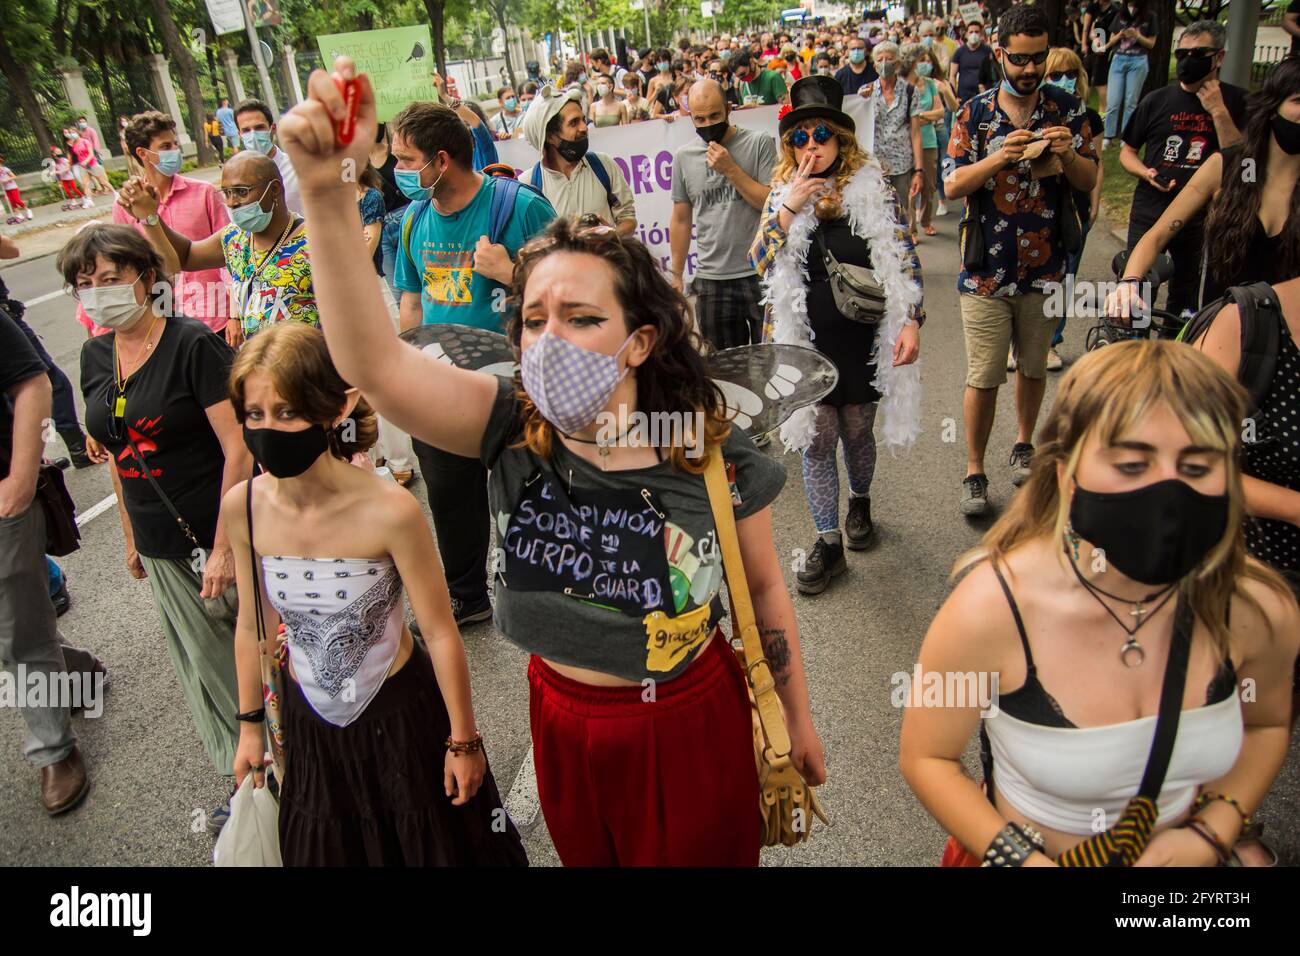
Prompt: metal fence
<box><xmin>0</xmin><ymin>66</ymin><xmax>73</xmax><ymax>173</ymax></box>
<box><xmin>1253</xmin><ymin>43</ymin><xmax>1290</xmax><ymax>84</ymax></box>
<box><xmin>83</xmin><ymin>62</ymin><xmax>163</xmax><ymax>157</ymax></box>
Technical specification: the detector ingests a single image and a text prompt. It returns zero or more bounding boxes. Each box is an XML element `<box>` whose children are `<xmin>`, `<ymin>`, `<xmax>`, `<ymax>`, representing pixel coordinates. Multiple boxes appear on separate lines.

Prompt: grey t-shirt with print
<box><xmin>481</xmin><ymin>376</ymin><xmax>786</xmax><ymax>683</ymax></box>
<box><xmin>671</xmin><ymin>125</ymin><xmax>777</xmax><ymax>280</ymax></box>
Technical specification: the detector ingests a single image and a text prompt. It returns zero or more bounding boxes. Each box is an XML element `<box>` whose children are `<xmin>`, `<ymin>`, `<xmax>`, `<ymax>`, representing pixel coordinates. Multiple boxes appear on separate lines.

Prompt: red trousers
<box><xmin>59</xmin><ymin>180</ymin><xmax>83</xmax><ymax>199</ymax></box>
<box><xmin>529</xmin><ymin>634</ymin><xmax>761</xmax><ymax>866</ymax></box>
<box><xmin>5</xmin><ymin>188</ymin><xmax>26</xmax><ymax>209</ymax></box>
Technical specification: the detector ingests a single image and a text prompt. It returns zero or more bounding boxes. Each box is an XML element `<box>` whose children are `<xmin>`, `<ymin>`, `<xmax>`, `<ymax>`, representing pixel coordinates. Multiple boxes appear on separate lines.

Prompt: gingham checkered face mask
<box><xmin>520</xmin><ymin>330</ymin><xmax>635</xmax><ymax>435</ymax></box>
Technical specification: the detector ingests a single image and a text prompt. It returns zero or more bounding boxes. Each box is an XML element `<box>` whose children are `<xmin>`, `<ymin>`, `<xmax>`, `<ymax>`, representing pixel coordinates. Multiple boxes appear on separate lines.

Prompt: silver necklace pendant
<box><xmin>1120</xmin><ymin>637</ymin><xmax>1146</xmax><ymax>668</ymax></box>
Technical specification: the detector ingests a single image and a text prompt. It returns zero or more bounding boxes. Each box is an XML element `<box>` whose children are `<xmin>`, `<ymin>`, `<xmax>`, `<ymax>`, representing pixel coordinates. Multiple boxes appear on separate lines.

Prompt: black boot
<box><xmin>796</xmin><ymin>537</ymin><xmax>847</xmax><ymax>595</ymax></box>
<box><xmin>58</xmin><ymin>428</ymin><xmax>94</xmax><ymax>469</ymax></box>
<box><xmin>846</xmin><ymin>496</ymin><xmax>874</xmax><ymax>550</ymax></box>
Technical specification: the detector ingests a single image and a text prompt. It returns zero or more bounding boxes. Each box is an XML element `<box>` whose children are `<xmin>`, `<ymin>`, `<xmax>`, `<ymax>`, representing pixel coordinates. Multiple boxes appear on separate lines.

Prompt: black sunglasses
<box><xmin>1002</xmin><ymin>50</ymin><xmax>1049</xmax><ymax>66</ymax></box>
<box><xmin>786</xmin><ymin>124</ymin><xmax>834</xmax><ymax>148</ymax></box>
<box><xmin>1174</xmin><ymin>47</ymin><xmax>1219</xmax><ymax>61</ymax></box>
<box><xmin>1047</xmin><ymin>71</ymin><xmax>1080</xmax><ymax>82</ymax></box>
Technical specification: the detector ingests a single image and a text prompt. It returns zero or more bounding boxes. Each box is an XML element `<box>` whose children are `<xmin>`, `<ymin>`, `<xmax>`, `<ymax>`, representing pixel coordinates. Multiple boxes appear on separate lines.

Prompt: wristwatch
<box><xmin>139</xmin><ymin>213</ymin><xmax>160</xmax><ymax>227</ymax></box>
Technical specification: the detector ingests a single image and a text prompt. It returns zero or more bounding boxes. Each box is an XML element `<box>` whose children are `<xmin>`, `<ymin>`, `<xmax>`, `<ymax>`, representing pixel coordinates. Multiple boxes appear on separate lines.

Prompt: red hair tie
<box><xmin>778</xmin><ymin>104</ymin><xmax>792</xmax><ymax>121</ymax></box>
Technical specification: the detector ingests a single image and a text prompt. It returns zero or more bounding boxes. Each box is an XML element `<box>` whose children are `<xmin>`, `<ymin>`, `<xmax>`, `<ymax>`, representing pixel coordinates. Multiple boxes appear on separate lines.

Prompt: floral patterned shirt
<box><xmin>948</xmin><ymin>85</ymin><xmax>1098</xmax><ymax>297</ymax></box>
<box><xmin>220</xmin><ymin>220</ymin><xmax>319</xmax><ymax>337</ymax></box>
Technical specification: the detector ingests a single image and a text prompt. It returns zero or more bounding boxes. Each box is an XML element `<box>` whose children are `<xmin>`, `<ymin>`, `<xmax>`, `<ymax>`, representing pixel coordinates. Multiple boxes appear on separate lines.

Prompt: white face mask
<box><xmin>81</xmin><ymin>278</ymin><xmax>149</xmax><ymax>330</ymax></box>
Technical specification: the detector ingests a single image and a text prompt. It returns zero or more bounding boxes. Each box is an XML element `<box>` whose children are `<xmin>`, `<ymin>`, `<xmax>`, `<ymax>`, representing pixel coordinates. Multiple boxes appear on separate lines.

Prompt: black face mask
<box><xmin>243</xmin><ymin>423</ymin><xmax>330</xmax><ymax>478</ymax></box>
<box><xmin>808</xmin><ymin>155</ymin><xmax>842</xmax><ymax>178</ymax></box>
<box><xmin>1069</xmin><ymin>479</ymin><xmax>1229</xmax><ymax>586</ymax></box>
<box><xmin>696</xmin><ymin>120</ymin><xmax>729</xmax><ymax>144</ymax></box>
<box><xmin>555</xmin><ymin>133</ymin><xmax>590</xmax><ymax>163</ymax></box>
<box><xmin>1271</xmin><ymin>114</ymin><xmax>1300</xmax><ymax>155</ymax></box>
<box><xmin>1176</xmin><ymin>54</ymin><xmax>1215</xmax><ymax>85</ymax></box>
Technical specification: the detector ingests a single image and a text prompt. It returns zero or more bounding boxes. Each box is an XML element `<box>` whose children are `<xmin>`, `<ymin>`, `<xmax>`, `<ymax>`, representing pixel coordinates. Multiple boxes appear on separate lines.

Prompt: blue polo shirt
<box><xmin>394</xmin><ymin>175</ymin><xmax>555</xmax><ymax>331</ymax></box>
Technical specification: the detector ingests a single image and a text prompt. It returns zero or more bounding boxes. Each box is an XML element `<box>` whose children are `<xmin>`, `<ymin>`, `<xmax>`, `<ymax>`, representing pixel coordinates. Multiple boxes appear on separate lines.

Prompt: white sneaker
<box><xmin>1046</xmin><ymin>347</ymin><xmax>1063</xmax><ymax>371</ymax></box>
<box><xmin>25</xmin><ymin>208</ymin><xmax>34</xmax><ymax>220</ymax></box>
<box><xmin>81</xmin><ymin>197</ymin><xmax>93</xmax><ymax>209</ymax></box>
<box><xmin>936</xmin><ymin>200</ymin><xmax>948</xmax><ymax>216</ymax></box>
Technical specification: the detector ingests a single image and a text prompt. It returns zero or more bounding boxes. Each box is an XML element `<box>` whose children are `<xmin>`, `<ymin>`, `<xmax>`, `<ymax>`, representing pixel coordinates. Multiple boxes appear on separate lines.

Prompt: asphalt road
<box><xmin>2</xmin><ymin>207</ymin><xmax>1297</xmax><ymax>867</ymax></box>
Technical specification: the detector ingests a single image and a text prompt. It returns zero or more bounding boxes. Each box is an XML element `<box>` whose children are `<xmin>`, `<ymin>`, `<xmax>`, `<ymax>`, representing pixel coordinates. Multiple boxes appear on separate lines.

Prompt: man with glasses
<box><xmin>233</xmin><ymin>99</ymin><xmax>304</xmax><ymax>216</ymax></box>
<box><xmin>944</xmin><ymin>5</ymin><xmax>1098</xmax><ymax>516</ymax></box>
<box><xmin>1119</xmin><ymin>21</ymin><xmax>1244</xmax><ymax>318</ymax></box>
<box><xmin>120</xmin><ymin>151</ymin><xmax>317</xmax><ymax>346</ymax></box>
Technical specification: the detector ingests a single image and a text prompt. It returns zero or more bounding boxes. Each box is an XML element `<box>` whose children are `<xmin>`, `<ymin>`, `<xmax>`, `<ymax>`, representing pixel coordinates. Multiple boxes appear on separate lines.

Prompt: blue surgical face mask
<box><xmin>916</xmin><ymin>61</ymin><xmax>933</xmax><ymax>77</ymax></box>
<box><xmin>849</xmin><ymin>49</ymin><xmax>866</xmax><ymax>64</ymax></box>
<box><xmin>1047</xmin><ymin>75</ymin><xmax>1078</xmax><ymax>95</ymax></box>
<box><xmin>150</xmin><ymin>148</ymin><xmax>183</xmax><ymax>176</ymax></box>
<box><xmin>720</xmin><ymin>50</ymin><xmax>732</xmax><ymax>59</ymax></box>
<box><xmin>241</xmin><ymin>129</ymin><xmax>274</xmax><ymax>154</ymax></box>
<box><xmin>505</xmin><ymin>97</ymin><xmax>519</xmax><ymax>111</ymax></box>
<box><xmin>231</xmin><ymin>183</ymin><xmax>275</xmax><ymax>233</ymax></box>
<box><xmin>394</xmin><ymin>156</ymin><xmax>444</xmax><ymax>201</ymax></box>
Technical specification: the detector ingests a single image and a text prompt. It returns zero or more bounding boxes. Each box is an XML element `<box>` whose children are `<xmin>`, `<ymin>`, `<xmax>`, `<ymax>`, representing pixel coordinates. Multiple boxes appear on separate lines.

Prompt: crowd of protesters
<box><xmin>1</xmin><ymin>3</ymin><xmax>1299</xmax><ymax>871</ymax></box>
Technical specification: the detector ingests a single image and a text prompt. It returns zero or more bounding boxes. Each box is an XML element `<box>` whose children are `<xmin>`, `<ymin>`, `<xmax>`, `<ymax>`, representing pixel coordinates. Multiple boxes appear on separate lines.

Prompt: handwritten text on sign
<box><xmin>317</xmin><ymin>25</ymin><xmax>438</xmax><ymax>122</ymax></box>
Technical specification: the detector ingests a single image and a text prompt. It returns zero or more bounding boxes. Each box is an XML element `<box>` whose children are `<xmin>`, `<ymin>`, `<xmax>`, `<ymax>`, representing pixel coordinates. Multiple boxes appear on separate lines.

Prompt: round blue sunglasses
<box><xmin>786</xmin><ymin>123</ymin><xmax>834</xmax><ymax>148</ymax></box>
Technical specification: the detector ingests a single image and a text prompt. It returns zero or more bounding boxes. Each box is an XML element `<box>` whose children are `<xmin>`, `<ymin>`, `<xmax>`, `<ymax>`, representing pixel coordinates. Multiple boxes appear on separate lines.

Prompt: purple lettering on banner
<box><xmin>654</xmin><ymin>151</ymin><xmax>673</xmax><ymax>190</ymax></box>
<box><xmin>630</xmin><ymin>154</ymin><xmax>652</xmax><ymax>194</ymax></box>
<box><xmin>613</xmin><ymin>156</ymin><xmax>631</xmax><ymax>185</ymax></box>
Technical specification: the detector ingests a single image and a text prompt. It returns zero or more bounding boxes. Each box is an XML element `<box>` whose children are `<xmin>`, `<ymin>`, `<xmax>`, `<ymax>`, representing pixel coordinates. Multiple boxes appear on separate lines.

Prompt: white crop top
<box><xmin>983</xmin><ymin>693</ymin><xmax>1243</xmax><ymax>834</ymax></box>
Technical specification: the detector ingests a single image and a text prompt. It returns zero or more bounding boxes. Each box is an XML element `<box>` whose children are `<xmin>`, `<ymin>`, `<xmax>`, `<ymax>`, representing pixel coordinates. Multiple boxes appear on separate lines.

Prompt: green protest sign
<box><xmin>317</xmin><ymin>25</ymin><xmax>438</xmax><ymax>122</ymax></box>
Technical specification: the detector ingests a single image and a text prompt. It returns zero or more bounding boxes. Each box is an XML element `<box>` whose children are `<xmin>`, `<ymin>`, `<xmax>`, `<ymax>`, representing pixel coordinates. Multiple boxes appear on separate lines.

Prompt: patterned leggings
<box><xmin>801</xmin><ymin>402</ymin><xmax>879</xmax><ymax>533</ymax></box>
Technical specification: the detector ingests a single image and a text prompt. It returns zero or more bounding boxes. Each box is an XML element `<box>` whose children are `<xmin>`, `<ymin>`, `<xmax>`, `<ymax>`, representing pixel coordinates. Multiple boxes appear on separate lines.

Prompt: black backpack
<box><xmin>1176</xmin><ymin>281</ymin><xmax>1282</xmax><ymax>418</ymax></box>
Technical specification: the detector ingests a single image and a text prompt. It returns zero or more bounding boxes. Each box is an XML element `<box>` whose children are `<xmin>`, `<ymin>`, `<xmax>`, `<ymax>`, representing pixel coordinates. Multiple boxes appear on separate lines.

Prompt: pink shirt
<box><xmin>69</xmin><ymin>136</ymin><xmax>97</xmax><ymax>168</ymax></box>
<box><xmin>77</xmin><ymin>175</ymin><xmax>233</xmax><ymax>336</ymax></box>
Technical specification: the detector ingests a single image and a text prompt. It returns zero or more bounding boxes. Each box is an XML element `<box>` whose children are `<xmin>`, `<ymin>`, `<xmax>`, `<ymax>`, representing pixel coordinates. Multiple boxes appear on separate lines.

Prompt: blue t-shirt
<box><xmin>394</xmin><ymin>175</ymin><xmax>555</xmax><ymax>330</ymax></box>
<box><xmin>471</xmin><ymin>122</ymin><xmax>499</xmax><ymax>171</ymax></box>
<box><xmin>216</xmin><ymin>106</ymin><xmax>237</xmax><ymax>138</ymax></box>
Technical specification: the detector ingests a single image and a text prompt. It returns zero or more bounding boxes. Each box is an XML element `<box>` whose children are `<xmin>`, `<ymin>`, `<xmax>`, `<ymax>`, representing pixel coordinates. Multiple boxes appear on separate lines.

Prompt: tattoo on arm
<box><xmin>1168</xmin><ymin>218</ymin><xmax>1184</xmax><ymax>236</ymax></box>
<box><xmin>760</xmin><ymin>627</ymin><xmax>792</xmax><ymax>686</ymax></box>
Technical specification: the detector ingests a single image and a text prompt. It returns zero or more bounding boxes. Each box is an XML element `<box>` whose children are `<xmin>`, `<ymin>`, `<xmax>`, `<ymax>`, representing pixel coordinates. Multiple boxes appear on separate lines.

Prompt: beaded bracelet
<box><xmin>1193</xmin><ymin>790</ymin><xmax>1253</xmax><ymax>828</ymax></box>
<box><xmin>446</xmin><ymin>732</ymin><xmax>484</xmax><ymax>756</ymax></box>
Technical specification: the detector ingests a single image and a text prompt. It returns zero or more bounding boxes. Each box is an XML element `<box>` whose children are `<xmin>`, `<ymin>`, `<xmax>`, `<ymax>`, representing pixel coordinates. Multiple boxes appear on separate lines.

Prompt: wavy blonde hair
<box><xmin>954</xmin><ymin>340</ymin><xmax>1296</xmax><ymax>654</ymax></box>
<box><xmin>772</xmin><ymin>117</ymin><xmax>870</xmax><ymax>192</ymax></box>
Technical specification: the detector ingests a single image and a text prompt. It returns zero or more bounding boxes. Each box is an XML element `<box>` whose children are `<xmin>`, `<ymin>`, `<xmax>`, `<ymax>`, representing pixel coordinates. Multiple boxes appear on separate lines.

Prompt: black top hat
<box><xmin>780</xmin><ymin>75</ymin><xmax>855</xmax><ymax>136</ymax></box>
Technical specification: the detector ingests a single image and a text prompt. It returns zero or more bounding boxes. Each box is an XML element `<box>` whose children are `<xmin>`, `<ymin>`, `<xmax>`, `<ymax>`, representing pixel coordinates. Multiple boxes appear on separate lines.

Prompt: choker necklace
<box><xmin>1063</xmin><ymin>535</ymin><xmax>1177</xmax><ymax>667</ymax></box>
<box><xmin>561</xmin><ymin>427</ymin><xmax>628</xmax><ymax>470</ymax></box>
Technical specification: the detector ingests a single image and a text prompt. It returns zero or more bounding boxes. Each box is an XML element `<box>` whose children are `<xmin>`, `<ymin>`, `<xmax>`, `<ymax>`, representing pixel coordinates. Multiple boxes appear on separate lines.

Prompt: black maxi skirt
<box><xmin>278</xmin><ymin>643</ymin><xmax>528</xmax><ymax>867</ymax></box>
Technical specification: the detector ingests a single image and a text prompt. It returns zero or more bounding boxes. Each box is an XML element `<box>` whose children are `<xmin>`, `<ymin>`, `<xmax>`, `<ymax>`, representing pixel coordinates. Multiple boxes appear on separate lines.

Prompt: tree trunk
<box><xmin>53</xmin><ymin>0</ymin><xmax>68</xmax><ymax>57</ymax></box>
<box><xmin>1145</xmin><ymin>0</ymin><xmax>1176</xmax><ymax>97</ymax></box>
<box><xmin>423</xmin><ymin>0</ymin><xmax>449</xmax><ymax>78</ymax></box>
<box><xmin>357</xmin><ymin>10</ymin><xmax>374</xmax><ymax>31</ymax></box>
<box><xmin>0</xmin><ymin>27</ymin><xmax>55</xmax><ymax>158</ymax></box>
<box><xmin>145</xmin><ymin>0</ymin><xmax>215</xmax><ymax>165</ymax></box>
<box><xmin>95</xmin><ymin>25</ymin><xmax>123</xmax><ymax>154</ymax></box>
<box><xmin>492</xmin><ymin>4</ymin><xmax>518</xmax><ymax>87</ymax></box>
<box><xmin>1038</xmin><ymin>0</ymin><xmax>1068</xmax><ymax>47</ymax></box>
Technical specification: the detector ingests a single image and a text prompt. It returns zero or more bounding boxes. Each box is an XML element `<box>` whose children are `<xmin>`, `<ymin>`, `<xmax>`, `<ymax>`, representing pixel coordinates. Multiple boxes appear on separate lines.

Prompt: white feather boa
<box><xmin>761</xmin><ymin>160</ymin><xmax>924</xmax><ymax>453</ymax></box>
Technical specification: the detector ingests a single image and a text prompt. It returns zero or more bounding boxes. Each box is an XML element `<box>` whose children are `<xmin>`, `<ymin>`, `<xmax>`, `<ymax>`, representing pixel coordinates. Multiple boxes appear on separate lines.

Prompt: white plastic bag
<box><xmin>213</xmin><ymin>773</ymin><xmax>282</xmax><ymax>867</ymax></box>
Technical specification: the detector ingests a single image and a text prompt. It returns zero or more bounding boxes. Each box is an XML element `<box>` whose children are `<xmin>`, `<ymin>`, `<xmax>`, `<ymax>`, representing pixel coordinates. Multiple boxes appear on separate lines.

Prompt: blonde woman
<box><xmin>901</xmin><ymin>341</ymin><xmax>1299</xmax><ymax>867</ymax></box>
<box><xmin>749</xmin><ymin>76</ymin><xmax>923</xmax><ymax>595</ymax></box>
<box><xmin>1043</xmin><ymin>47</ymin><xmax>1104</xmax><ymax>370</ymax></box>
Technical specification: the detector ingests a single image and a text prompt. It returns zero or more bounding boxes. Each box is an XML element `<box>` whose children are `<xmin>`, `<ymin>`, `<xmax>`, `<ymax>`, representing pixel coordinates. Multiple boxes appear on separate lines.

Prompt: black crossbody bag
<box><xmin>123</xmin><ymin>432</ymin><xmax>237</xmax><ymax>623</ymax></box>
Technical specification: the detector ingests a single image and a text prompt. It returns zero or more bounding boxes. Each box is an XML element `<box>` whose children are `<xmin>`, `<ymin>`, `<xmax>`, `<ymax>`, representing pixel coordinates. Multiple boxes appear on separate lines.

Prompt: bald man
<box><xmin>119</xmin><ymin>150</ymin><xmax>317</xmax><ymax>345</ymax></box>
<box><xmin>669</xmin><ymin>79</ymin><xmax>776</xmax><ymax>349</ymax></box>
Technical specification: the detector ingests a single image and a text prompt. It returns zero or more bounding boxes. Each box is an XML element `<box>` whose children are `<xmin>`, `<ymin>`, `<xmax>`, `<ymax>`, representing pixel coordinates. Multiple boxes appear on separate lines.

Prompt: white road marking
<box><xmin>25</xmin><ymin>289</ymin><xmax>71</xmax><ymax>308</ymax></box>
<box><xmin>504</xmin><ymin>743</ymin><xmax>541</xmax><ymax>828</ymax></box>
<box><xmin>76</xmin><ymin>493</ymin><xmax>117</xmax><ymax>527</ymax></box>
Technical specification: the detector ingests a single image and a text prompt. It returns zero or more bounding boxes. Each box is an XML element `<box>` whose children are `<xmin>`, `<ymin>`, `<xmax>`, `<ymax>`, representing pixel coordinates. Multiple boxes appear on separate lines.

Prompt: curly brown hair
<box><xmin>123</xmin><ymin>110</ymin><xmax>177</xmax><ymax>161</ymax></box>
<box><xmin>229</xmin><ymin>323</ymin><xmax>378</xmax><ymax>461</ymax></box>
<box><xmin>506</xmin><ymin>216</ymin><xmax>732</xmax><ymax>474</ymax></box>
